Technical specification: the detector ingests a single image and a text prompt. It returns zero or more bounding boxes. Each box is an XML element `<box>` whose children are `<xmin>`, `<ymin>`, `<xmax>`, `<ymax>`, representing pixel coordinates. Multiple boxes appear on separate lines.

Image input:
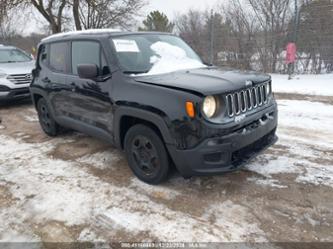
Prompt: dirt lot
<box><xmin>0</xmin><ymin>94</ymin><xmax>332</xmax><ymax>243</ymax></box>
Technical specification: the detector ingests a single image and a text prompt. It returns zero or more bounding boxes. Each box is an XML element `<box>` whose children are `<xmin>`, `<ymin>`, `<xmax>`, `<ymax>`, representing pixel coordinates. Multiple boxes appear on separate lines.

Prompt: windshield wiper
<box><xmin>123</xmin><ymin>70</ymin><xmax>149</xmax><ymax>75</ymax></box>
<box><xmin>1</xmin><ymin>61</ymin><xmax>17</xmax><ymax>63</ymax></box>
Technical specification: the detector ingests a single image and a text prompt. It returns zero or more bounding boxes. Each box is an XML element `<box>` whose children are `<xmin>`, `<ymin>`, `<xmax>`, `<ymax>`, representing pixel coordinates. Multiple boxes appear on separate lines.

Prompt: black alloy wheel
<box><xmin>124</xmin><ymin>124</ymin><xmax>169</xmax><ymax>184</ymax></box>
<box><xmin>131</xmin><ymin>135</ymin><xmax>159</xmax><ymax>176</ymax></box>
<box><xmin>37</xmin><ymin>98</ymin><xmax>58</xmax><ymax>136</ymax></box>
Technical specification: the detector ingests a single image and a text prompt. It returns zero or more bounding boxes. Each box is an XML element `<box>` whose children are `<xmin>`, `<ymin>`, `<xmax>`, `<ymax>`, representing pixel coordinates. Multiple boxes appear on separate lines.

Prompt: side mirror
<box><xmin>77</xmin><ymin>64</ymin><xmax>98</xmax><ymax>79</ymax></box>
<box><xmin>203</xmin><ymin>61</ymin><xmax>214</xmax><ymax>67</ymax></box>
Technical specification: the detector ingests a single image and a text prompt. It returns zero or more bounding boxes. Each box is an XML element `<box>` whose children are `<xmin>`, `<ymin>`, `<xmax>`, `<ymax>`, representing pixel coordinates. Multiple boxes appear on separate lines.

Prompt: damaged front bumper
<box><xmin>167</xmin><ymin>104</ymin><xmax>278</xmax><ymax>177</ymax></box>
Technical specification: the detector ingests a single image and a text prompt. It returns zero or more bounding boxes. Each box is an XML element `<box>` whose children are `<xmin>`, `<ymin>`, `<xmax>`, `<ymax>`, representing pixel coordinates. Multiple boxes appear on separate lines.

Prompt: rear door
<box><xmin>66</xmin><ymin>40</ymin><xmax>114</xmax><ymax>136</ymax></box>
<box><xmin>46</xmin><ymin>41</ymin><xmax>72</xmax><ymax>117</ymax></box>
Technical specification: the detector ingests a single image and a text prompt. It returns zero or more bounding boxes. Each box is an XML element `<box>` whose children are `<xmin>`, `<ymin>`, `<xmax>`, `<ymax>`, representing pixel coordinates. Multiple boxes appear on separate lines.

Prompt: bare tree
<box><xmin>3</xmin><ymin>0</ymin><xmax>146</xmax><ymax>34</ymax></box>
<box><xmin>0</xmin><ymin>0</ymin><xmax>20</xmax><ymax>24</ymax></box>
<box><xmin>175</xmin><ymin>1</ymin><xmax>293</xmax><ymax>73</ymax></box>
<box><xmin>72</xmin><ymin>0</ymin><xmax>81</xmax><ymax>30</ymax></box>
<box><xmin>247</xmin><ymin>0</ymin><xmax>291</xmax><ymax>72</ymax></box>
<box><xmin>175</xmin><ymin>6</ymin><xmax>254</xmax><ymax>67</ymax></box>
<box><xmin>0</xmin><ymin>1</ymin><xmax>23</xmax><ymax>42</ymax></box>
<box><xmin>1</xmin><ymin>0</ymin><xmax>70</xmax><ymax>34</ymax></box>
<box><xmin>0</xmin><ymin>0</ymin><xmax>6</xmax><ymax>23</ymax></box>
<box><xmin>0</xmin><ymin>0</ymin><xmax>18</xmax><ymax>16</ymax></box>
<box><xmin>30</xmin><ymin>0</ymin><xmax>69</xmax><ymax>33</ymax></box>
<box><xmin>296</xmin><ymin>0</ymin><xmax>333</xmax><ymax>73</ymax></box>
<box><xmin>72</xmin><ymin>0</ymin><xmax>146</xmax><ymax>30</ymax></box>
<box><xmin>221</xmin><ymin>1</ymin><xmax>258</xmax><ymax>69</ymax></box>
<box><xmin>0</xmin><ymin>15</ymin><xmax>16</xmax><ymax>42</ymax></box>
<box><xmin>175</xmin><ymin>10</ymin><xmax>208</xmax><ymax>61</ymax></box>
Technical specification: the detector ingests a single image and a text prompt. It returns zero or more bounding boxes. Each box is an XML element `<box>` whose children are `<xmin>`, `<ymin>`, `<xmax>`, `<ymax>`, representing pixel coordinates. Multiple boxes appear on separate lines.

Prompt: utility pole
<box><xmin>209</xmin><ymin>9</ymin><xmax>214</xmax><ymax>65</ymax></box>
<box><xmin>293</xmin><ymin>0</ymin><xmax>299</xmax><ymax>43</ymax></box>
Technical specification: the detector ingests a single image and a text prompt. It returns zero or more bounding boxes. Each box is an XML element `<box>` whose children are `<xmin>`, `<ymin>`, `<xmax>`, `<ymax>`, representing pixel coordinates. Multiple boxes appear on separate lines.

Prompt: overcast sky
<box><xmin>144</xmin><ymin>0</ymin><xmax>219</xmax><ymax>19</ymax></box>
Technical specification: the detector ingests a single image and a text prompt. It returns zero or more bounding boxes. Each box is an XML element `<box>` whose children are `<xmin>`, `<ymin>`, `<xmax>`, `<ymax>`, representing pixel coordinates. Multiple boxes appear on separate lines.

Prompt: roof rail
<box><xmin>41</xmin><ymin>29</ymin><xmax>122</xmax><ymax>42</ymax></box>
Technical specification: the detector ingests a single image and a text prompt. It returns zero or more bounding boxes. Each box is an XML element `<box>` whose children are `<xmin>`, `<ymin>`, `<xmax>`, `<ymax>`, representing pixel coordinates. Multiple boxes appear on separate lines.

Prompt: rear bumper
<box><xmin>167</xmin><ymin>106</ymin><xmax>278</xmax><ymax>177</ymax></box>
<box><xmin>0</xmin><ymin>87</ymin><xmax>31</xmax><ymax>101</ymax></box>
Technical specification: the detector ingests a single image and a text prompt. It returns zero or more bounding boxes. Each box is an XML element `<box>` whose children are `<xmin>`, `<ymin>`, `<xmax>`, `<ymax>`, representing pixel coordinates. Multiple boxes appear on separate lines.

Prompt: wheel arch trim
<box><xmin>114</xmin><ymin>106</ymin><xmax>174</xmax><ymax>149</ymax></box>
<box><xmin>30</xmin><ymin>88</ymin><xmax>58</xmax><ymax>121</ymax></box>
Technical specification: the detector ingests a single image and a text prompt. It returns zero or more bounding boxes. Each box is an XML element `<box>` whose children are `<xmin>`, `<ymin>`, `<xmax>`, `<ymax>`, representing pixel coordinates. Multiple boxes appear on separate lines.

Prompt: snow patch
<box><xmin>77</xmin><ymin>150</ymin><xmax>122</xmax><ymax>170</ymax></box>
<box><xmin>23</xmin><ymin>115</ymin><xmax>38</xmax><ymax>122</ymax></box>
<box><xmin>22</xmin><ymin>108</ymin><xmax>38</xmax><ymax>122</ymax></box>
<box><xmin>296</xmin><ymin>213</ymin><xmax>321</xmax><ymax>227</ymax></box>
<box><xmin>42</xmin><ymin>29</ymin><xmax>121</xmax><ymax>42</ymax></box>
<box><xmin>247</xmin><ymin>98</ymin><xmax>333</xmax><ymax>189</ymax></box>
<box><xmin>98</xmin><ymin>199</ymin><xmax>267</xmax><ymax>242</ymax></box>
<box><xmin>278</xmin><ymin>100</ymin><xmax>333</xmax><ymax>134</ymax></box>
<box><xmin>78</xmin><ymin>228</ymin><xmax>102</xmax><ymax>242</ymax></box>
<box><xmin>0</xmin><ymin>230</ymin><xmax>40</xmax><ymax>243</ymax></box>
<box><xmin>203</xmin><ymin>200</ymin><xmax>267</xmax><ymax>242</ymax></box>
<box><xmin>0</xmin><ymin>137</ymin><xmax>93</xmax><ymax>226</ymax></box>
<box><xmin>129</xmin><ymin>178</ymin><xmax>180</xmax><ymax>200</ymax></box>
<box><xmin>141</xmin><ymin>42</ymin><xmax>205</xmax><ymax>76</ymax></box>
<box><xmin>0</xmin><ymin>135</ymin><xmax>266</xmax><ymax>242</ymax></box>
<box><xmin>247</xmin><ymin>137</ymin><xmax>333</xmax><ymax>188</ymax></box>
<box><xmin>247</xmin><ymin>177</ymin><xmax>287</xmax><ymax>189</ymax></box>
<box><xmin>247</xmin><ymin>156</ymin><xmax>302</xmax><ymax>177</ymax></box>
<box><xmin>271</xmin><ymin>74</ymin><xmax>333</xmax><ymax>96</ymax></box>
<box><xmin>296</xmin><ymin>166</ymin><xmax>333</xmax><ymax>188</ymax></box>
<box><xmin>25</xmin><ymin>183</ymin><xmax>94</xmax><ymax>226</ymax></box>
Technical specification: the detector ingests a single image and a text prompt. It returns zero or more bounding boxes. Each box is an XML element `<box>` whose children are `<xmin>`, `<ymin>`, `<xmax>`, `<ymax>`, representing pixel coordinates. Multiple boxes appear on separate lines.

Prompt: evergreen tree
<box><xmin>139</xmin><ymin>11</ymin><xmax>174</xmax><ymax>32</ymax></box>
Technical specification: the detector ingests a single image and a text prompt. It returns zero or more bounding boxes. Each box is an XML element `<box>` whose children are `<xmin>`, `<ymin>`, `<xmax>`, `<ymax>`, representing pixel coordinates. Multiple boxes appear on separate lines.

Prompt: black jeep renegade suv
<box><xmin>30</xmin><ymin>30</ymin><xmax>278</xmax><ymax>184</ymax></box>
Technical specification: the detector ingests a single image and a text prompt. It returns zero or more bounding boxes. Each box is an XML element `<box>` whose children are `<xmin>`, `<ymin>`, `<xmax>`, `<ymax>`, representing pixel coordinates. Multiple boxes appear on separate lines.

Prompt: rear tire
<box><xmin>37</xmin><ymin>98</ymin><xmax>59</xmax><ymax>137</ymax></box>
<box><xmin>124</xmin><ymin>124</ymin><xmax>170</xmax><ymax>184</ymax></box>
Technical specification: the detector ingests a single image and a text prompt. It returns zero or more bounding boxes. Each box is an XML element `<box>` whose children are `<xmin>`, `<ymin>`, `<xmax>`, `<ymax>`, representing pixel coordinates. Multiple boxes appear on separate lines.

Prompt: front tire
<box><xmin>124</xmin><ymin>124</ymin><xmax>170</xmax><ymax>184</ymax></box>
<box><xmin>37</xmin><ymin>98</ymin><xmax>59</xmax><ymax>137</ymax></box>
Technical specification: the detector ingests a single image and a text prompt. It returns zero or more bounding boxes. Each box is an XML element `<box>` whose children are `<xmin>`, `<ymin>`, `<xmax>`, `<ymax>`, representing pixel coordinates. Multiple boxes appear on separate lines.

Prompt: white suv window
<box><xmin>0</xmin><ymin>49</ymin><xmax>32</xmax><ymax>63</ymax></box>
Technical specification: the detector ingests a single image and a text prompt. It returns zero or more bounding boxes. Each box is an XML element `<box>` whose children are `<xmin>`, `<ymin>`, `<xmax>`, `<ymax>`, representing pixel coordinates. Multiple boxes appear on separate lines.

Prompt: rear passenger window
<box><xmin>72</xmin><ymin>41</ymin><xmax>109</xmax><ymax>75</ymax></box>
<box><xmin>49</xmin><ymin>42</ymin><xmax>68</xmax><ymax>73</ymax></box>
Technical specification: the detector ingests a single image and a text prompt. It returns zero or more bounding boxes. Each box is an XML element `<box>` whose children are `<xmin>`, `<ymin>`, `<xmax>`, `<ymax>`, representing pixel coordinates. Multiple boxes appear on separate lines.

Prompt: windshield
<box><xmin>0</xmin><ymin>49</ymin><xmax>32</xmax><ymax>63</ymax></box>
<box><xmin>110</xmin><ymin>34</ymin><xmax>205</xmax><ymax>75</ymax></box>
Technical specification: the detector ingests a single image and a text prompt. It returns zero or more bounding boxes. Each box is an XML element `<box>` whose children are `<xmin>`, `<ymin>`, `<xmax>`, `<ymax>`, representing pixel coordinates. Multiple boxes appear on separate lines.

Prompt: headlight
<box><xmin>267</xmin><ymin>82</ymin><xmax>272</xmax><ymax>95</ymax></box>
<box><xmin>0</xmin><ymin>71</ymin><xmax>7</xmax><ymax>78</ymax></box>
<box><xmin>202</xmin><ymin>96</ymin><xmax>217</xmax><ymax>118</ymax></box>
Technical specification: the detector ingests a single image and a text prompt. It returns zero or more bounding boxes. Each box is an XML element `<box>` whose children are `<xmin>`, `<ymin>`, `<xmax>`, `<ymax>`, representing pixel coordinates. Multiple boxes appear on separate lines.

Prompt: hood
<box><xmin>134</xmin><ymin>67</ymin><xmax>271</xmax><ymax>95</ymax></box>
<box><xmin>0</xmin><ymin>60</ymin><xmax>35</xmax><ymax>75</ymax></box>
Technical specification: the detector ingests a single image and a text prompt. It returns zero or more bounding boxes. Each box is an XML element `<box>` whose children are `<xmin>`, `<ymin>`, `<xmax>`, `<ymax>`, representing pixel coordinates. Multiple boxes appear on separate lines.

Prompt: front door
<box><xmin>66</xmin><ymin>40</ymin><xmax>114</xmax><ymax>138</ymax></box>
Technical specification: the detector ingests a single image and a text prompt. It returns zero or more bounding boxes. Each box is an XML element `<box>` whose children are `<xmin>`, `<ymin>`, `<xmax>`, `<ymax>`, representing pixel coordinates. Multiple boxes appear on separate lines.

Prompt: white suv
<box><xmin>0</xmin><ymin>44</ymin><xmax>35</xmax><ymax>102</ymax></box>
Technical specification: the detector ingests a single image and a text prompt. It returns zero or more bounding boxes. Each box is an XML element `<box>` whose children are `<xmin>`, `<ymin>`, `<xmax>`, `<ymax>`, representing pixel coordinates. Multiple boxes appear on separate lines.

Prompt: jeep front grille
<box><xmin>7</xmin><ymin>74</ymin><xmax>32</xmax><ymax>85</ymax></box>
<box><xmin>226</xmin><ymin>81</ymin><xmax>271</xmax><ymax>117</ymax></box>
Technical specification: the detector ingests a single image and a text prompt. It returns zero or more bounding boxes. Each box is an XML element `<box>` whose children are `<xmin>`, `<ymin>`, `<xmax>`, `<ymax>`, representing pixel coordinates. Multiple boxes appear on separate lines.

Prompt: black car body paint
<box><xmin>30</xmin><ymin>31</ymin><xmax>278</xmax><ymax>179</ymax></box>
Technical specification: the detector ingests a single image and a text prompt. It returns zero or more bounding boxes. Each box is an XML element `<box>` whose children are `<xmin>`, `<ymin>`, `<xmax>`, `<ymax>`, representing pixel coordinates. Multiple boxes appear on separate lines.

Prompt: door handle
<box><xmin>42</xmin><ymin>77</ymin><xmax>51</xmax><ymax>83</ymax></box>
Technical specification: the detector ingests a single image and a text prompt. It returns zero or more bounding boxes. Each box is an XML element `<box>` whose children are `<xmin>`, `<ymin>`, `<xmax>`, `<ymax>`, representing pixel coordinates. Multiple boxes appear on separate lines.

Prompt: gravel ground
<box><xmin>0</xmin><ymin>94</ymin><xmax>332</xmax><ymax>244</ymax></box>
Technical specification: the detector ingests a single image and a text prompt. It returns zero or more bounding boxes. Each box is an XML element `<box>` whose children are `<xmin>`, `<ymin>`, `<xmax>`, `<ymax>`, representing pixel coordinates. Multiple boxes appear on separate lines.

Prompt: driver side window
<box><xmin>71</xmin><ymin>41</ymin><xmax>110</xmax><ymax>76</ymax></box>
